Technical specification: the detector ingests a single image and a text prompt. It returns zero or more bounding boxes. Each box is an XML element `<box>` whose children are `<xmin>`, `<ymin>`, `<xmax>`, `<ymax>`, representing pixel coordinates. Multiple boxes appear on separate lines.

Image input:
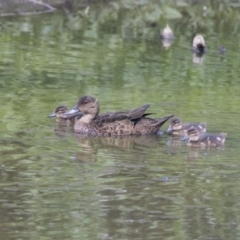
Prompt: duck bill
<box><xmin>64</xmin><ymin>105</ymin><xmax>80</xmax><ymax>116</ymax></box>
<box><xmin>166</xmin><ymin>126</ymin><xmax>173</xmax><ymax>133</ymax></box>
<box><xmin>181</xmin><ymin>135</ymin><xmax>189</xmax><ymax>141</ymax></box>
<box><xmin>48</xmin><ymin>112</ymin><xmax>56</xmax><ymax>118</ymax></box>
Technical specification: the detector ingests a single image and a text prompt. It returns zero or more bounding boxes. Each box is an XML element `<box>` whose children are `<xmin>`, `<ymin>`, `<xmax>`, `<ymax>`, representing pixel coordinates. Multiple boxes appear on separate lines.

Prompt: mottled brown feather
<box><xmin>71</xmin><ymin>95</ymin><xmax>173</xmax><ymax>136</ymax></box>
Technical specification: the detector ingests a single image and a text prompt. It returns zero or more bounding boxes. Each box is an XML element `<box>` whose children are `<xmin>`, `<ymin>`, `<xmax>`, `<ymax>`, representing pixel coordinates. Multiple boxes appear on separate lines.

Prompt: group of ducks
<box><xmin>48</xmin><ymin>95</ymin><xmax>227</xmax><ymax>147</ymax></box>
<box><xmin>160</xmin><ymin>24</ymin><xmax>226</xmax><ymax>54</ymax></box>
<box><xmin>167</xmin><ymin>117</ymin><xmax>227</xmax><ymax>147</ymax></box>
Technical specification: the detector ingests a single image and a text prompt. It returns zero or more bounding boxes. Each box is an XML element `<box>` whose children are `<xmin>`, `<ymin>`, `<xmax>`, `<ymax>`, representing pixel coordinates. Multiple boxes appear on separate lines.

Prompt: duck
<box><xmin>48</xmin><ymin>105</ymin><xmax>83</xmax><ymax>125</ymax></box>
<box><xmin>166</xmin><ymin>117</ymin><xmax>207</xmax><ymax>136</ymax></box>
<box><xmin>64</xmin><ymin>95</ymin><xmax>173</xmax><ymax>136</ymax></box>
<box><xmin>218</xmin><ymin>46</ymin><xmax>226</xmax><ymax>54</ymax></box>
<box><xmin>160</xmin><ymin>24</ymin><xmax>174</xmax><ymax>40</ymax></box>
<box><xmin>182</xmin><ymin>127</ymin><xmax>227</xmax><ymax>147</ymax></box>
<box><xmin>192</xmin><ymin>34</ymin><xmax>207</xmax><ymax>54</ymax></box>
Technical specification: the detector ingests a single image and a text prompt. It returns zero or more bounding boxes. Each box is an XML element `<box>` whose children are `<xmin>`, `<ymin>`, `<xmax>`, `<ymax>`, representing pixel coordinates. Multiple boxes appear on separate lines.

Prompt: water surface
<box><xmin>0</xmin><ymin>2</ymin><xmax>240</xmax><ymax>240</ymax></box>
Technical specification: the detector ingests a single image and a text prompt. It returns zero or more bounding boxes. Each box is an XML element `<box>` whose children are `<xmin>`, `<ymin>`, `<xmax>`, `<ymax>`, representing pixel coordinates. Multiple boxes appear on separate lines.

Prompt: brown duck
<box><xmin>64</xmin><ymin>95</ymin><xmax>173</xmax><ymax>136</ymax></box>
<box><xmin>48</xmin><ymin>105</ymin><xmax>83</xmax><ymax>125</ymax></box>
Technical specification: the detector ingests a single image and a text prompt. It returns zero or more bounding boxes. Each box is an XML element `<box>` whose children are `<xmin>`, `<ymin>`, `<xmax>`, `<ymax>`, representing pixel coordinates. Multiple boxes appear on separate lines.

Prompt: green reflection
<box><xmin>0</xmin><ymin>1</ymin><xmax>240</xmax><ymax>240</ymax></box>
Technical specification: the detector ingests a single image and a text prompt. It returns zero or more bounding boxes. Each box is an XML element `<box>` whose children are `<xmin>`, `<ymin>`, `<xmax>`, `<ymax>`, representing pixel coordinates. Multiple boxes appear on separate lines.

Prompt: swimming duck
<box><xmin>167</xmin><ymin>117</ymin><xmax>207</xmax><ymax>136</ymax></box>
<box><xmin>48</xmin><ymin>105</ymin><xmax>83</xmax><ymax>125</ymax></box>
<box><xmin>64</xmin><ymin>95</ymin><xmax>173</xmax><ymax>136</ymax></box>
<box><xmin>218</xmin><ymin>46</ymin><xmax>226</xmax><ymax>54</ymax></box>
<box><xmin>182</xmin><ymin>127</ymin><xmax>227</xmax><ymax>147</ymax></box>
<box><xmin>160</xmin><ymin>24</ymin><xmax>174</xmax><ymax>40</ymax></box>
<box><xmin>192</xmin><ymin>34</ymin><xmax>207</xmax><ymax>54</ymax></box>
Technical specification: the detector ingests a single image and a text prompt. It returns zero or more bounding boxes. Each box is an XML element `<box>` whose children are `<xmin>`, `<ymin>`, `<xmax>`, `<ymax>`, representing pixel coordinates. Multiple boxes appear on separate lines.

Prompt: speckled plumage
<box><xmin>185</xmin><ymin>127</ymin><xmax>227</xmax><ymax>147</ymax></box>
<box><xmin>167</xmin><ymin>117</ymin><xmax>207</xmax><ymax>136</ymax></box>
<box><xmin>67</xmin><ymin>95</ymin><xmax>173</xmax><ymax>136</ymax></box>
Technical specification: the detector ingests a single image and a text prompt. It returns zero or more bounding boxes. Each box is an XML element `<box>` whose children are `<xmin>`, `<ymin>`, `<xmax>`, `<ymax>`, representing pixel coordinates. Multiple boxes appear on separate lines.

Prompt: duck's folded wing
<box><xmin>125</xmin><ymin>104</ymin><xmax>151</xmax><ymax>120</ymax></box>
<box><xmin>96</xmin><ymin>104</ymin><xmax>151</xmax><ymax>124</ymax></box>
<box><xmin>95</xmin><ymin>113</ymin><xmax>130</xmax><ymax>125</ymax></box>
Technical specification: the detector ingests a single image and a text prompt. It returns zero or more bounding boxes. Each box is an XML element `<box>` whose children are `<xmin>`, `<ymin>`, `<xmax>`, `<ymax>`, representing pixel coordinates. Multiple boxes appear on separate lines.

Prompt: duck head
<box><xmin>65</xmin><ymin>95</ymin><xmax>100</xmax><ymax>119</ymax></box>
<box><xmin>182</xmin><ymin>127</ymin><xmax>200</xmax><ymax>141</ymax></box>
<box><xmin>167</xmin><ymin>117</ymin><xmax>183</xmax><ymax>132</ymax></box>
<box><xmin>48</xmin><ymin>105</ymin><xmax>69</xmax><ymax>118</ymax></box>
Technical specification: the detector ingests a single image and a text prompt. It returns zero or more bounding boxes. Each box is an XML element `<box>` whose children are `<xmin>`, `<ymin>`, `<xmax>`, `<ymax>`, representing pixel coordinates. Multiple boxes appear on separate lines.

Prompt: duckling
<box><xmin>167</xmin><ymin>117</ymin><xmax>206</xmax><ymax>136</ymax></box>
<box><xmin>183</xmin><ymin>127</ymin><xmax>227</xmax><ymax>147</ymax></box>
<box><xmin>192</xmin><ymin>34</ymin><xmax>207</xmax><ymax>54</ymax></box>
<box><xmin>48</xmin><ymin>105</ymin><xmax>83</xmax><ymax>125</ymax></box>
<box><xmin>64</xmin><ymin>95</ymin><xmax>173</xmax><ymax>136</ymax></box>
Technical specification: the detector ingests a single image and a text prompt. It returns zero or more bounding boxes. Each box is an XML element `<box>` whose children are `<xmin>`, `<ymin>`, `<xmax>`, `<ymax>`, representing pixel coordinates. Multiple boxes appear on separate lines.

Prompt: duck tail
<box><xmin>156</xmin><ymin>114</ymin><xmax>174</xmax><ymax>128</ymax></box>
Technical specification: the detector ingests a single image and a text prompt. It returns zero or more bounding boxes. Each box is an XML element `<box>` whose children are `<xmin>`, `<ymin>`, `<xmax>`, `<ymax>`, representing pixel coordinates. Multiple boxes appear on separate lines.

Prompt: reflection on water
<box><xmin>192</xmin><ymin>52</ymin><xmax>205</xmax><ymax>64</ymax></box>
<box><xmin>72</xmin><ymin>134</ymin><xmax>167</xmax><ymax>163</ymax></box>
<box><xmin>0</xmin><ymin>2</ymin><xmax>240</xmax><ymax>240</ymax></box>
<box><xmin>161</xmin><ymin>38</ymin><xmax>174</xmax><ymax>50</ymax></box>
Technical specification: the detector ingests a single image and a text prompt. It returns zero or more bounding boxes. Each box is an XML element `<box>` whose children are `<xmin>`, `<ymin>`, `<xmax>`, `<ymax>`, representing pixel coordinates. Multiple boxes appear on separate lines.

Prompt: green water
<box><xmin>0</xmin><ymin>2</ymin><xmax>240</xmax><ymax>239</ymax></box>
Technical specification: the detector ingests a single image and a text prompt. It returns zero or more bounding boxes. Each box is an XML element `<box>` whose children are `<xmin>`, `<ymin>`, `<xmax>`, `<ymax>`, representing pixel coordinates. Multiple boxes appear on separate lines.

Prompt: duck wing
<box><xmin>95</xmin><ymin>104</ymin><xmax>151</xmax><ymax>125</ymax></box>
<box><xmin>125</xmin><ymin>104</ymin><xmax>151</xmax><ymax>120</ymax></box>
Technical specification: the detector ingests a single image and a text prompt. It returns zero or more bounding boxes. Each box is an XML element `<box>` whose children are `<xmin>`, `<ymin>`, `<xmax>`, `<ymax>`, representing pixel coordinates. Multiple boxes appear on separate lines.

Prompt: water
<box><xmin>0</xmin><ymin>2</ymin><xmax>240</xmax><ymax>239</ymax></box>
